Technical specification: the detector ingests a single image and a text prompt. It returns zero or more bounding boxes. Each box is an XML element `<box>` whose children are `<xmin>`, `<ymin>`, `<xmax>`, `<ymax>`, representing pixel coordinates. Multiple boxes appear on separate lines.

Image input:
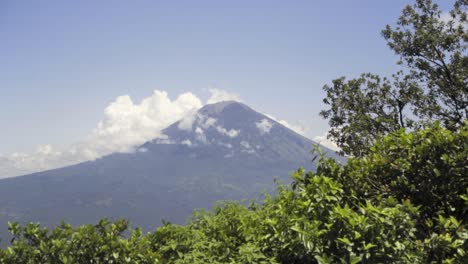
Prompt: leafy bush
<box><xmin>1</xmin><ymin>219</ymin><xmax>158</xmax><ymax>264</ymax></box>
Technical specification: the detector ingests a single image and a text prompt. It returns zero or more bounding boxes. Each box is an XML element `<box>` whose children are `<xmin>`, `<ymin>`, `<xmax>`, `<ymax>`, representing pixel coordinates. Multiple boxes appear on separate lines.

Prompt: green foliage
<box><xmin>0</xmin><ymin>124</ymin><xmax>467</xmax><ymax>263</ymax></box>
<box><xmin>346</xmin><ymin>123</ymin><xmax>468</xmax><ymax>223</ymax></box>
<box><xmin>420</xmin><ymin>215</ymin><xmax>468</xmax><ymax>263</ymax></box>
<box><xmin>320</xmin><ymin>73</ymin><xmax>414</xmax><ymax>156</ymax></box>
<box><xmin>382</xmin><ymin>0</ymin><xmax>467</xmax><ymax>130</ymax></box>
<box><xmin>0</xmin><ymin>219</ymin><xmax>159</xmax><ymax>264</ymax></box>
<box><xmin>149</xmin><ymin>203</ymin><xmax>276</xmax><ymax>264</ymax></box>
<box><xmin>257</xmin><ymin>170</ymin><xmax>420</xmax><ymax>263</ymax></box>
<box><xmin>317</xmin><ymin>123</ymin><xmax>468</xmax><ymax>262</ymax></box>
<box><xmin>321</xmin><ymin>0</ymin><xmax>467</xmax><ymax>156</ymax></box>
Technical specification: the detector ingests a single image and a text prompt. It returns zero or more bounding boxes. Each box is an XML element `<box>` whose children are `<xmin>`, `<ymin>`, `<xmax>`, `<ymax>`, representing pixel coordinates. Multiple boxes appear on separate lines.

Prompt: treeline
<box><xmin>0</xmin><ymin>123</ymin><xmax>467</xmax><ymax>263</ymax></box>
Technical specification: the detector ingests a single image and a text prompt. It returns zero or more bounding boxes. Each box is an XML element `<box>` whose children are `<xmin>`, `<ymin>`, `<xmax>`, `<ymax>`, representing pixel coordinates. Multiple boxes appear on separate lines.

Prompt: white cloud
<box><xmin>256</xmin><ymin>119</ymin><xmax>273</xmax><ymax>135</ymax></box>
<box><xmin>87</xmin><ymin>90</ymin><xmax>202</xmax><ymax>155</ymax></box>
<box><xmin>181</xmin><ymin>139</ymin><xmax>193</xmax><ymax>146</ymax></box>
<box><xmin>137</xmin><ymin>147</ymin><xmax>148</xmax><ymax>153</ymax></box>
<box><xmin>0</xmin><ymin>145</ymin><xmax>65</xmax><ymax>177</ymax></box>
<box><xmin>218</xmin><ymin>142</ymin><xmax>233</xmax><ymax>149</ymax></box>
<box><xmin>194</xmin><ymin>127</ymin><xmax>207</xmax><ymax>143</ymax></box>
<box><xmin>279</xmin><ymin>120</ymin><xmax>307</xmax><ymax>136</ymax></box>
<box><xmin>153</xmin><ymin>138</ymin><xmax>176</xmax><ymax>144</ymax></box>
<box><xmin>264</xmin><ymin>114</ymin><xmax>308</xmax><ymax>136</ymax></box>
<box><xmin>240</xmin><ymin>141</ymin><xmax>251</xmax><ymax>148</ymax></box>
<box><xmin>178</xmin><ymin>114</ymin><xmax>217</xmax><ymax>131</ymax></box>
<box><xmin>216</xmin><ymin>126</ymin><xmax>239</xmax><ymax>138</ymax></box>
<box><xmin>0</xmin><ymin>90</ymin><xmax>203</xmax><ymax>178</ymax></box>
<box><xmin>207</xmin><ymin>88</ymin><xmax>240</xmax><ymax>104</ymax></box>
<box><xmin>202</xmin><ymin>117</ymin><xmax>217</xmax><ymax>129</ymax></box>
<box><xmin>313</xmin><ymin>133</ymin><xmax>341</xmax><ymax>152</ymax></box>
<box><xmin>195</xmin><ymin>127</ymin><xmax>203</xmax><ymax>134</ymax></box>
<box><xmin>178</xmin><ymin>111</ymin><xmax>239</xmax><ymax>139</ymax></box>
<box><xmin>240</xmin><ymin>140</ymin><xmax>255</xmax><ymax>154</ymax></box>
<box><xmin>177</xmin><ymin>110</ymin><xmax>199</xmax><ymax>131</ymax></box>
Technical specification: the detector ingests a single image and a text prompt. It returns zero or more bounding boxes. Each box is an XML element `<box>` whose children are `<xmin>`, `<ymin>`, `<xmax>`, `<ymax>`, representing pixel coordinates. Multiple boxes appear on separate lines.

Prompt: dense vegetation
<box><xmin>0</xmin><ymin>0</ymin><xmax>466</xmax><ymax>263</ymax></box>
<box><xmin>0</xmin><ymin>123</ymin><xmax>466</xmax><ymax>263</ymax></box>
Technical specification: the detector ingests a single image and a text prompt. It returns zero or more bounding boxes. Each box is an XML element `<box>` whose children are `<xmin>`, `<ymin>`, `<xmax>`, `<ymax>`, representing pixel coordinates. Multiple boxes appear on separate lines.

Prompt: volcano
<box><xmin>0</xmin><ymin>101</ymin><xmax>342</xmax><ymax>244</ymax></box>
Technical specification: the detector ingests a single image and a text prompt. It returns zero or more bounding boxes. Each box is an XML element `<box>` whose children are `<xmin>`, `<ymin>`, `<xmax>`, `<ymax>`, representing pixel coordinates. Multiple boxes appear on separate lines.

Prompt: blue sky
<box><xmin>0</xmin><ymin>0</ymin><xmax>455</xmax><ymax>175</ymax></box>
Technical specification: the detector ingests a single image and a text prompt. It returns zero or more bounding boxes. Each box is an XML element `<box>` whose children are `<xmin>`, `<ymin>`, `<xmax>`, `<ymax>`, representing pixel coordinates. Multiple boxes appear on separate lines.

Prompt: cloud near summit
<box><xmin>88</xmin><ymin>90</ymin><xmax>203</xmax><ymax>156</ymax></box>
<box><xmin>0</xmin><ymin>89</ymin><xmax>239</xmax><ymax>178</ymax></box>
<box><xmin>0</xmin><ymin>88</ymin><xmax>327</xmax><ymax>178</ymax></box>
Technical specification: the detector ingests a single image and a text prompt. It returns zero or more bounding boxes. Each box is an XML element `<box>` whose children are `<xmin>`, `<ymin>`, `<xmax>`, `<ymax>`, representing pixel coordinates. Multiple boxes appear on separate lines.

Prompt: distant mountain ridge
<box><xmin>0</xmin><ymin>101</ymin><xmax>342</xmax><ymax>246</ymax></box>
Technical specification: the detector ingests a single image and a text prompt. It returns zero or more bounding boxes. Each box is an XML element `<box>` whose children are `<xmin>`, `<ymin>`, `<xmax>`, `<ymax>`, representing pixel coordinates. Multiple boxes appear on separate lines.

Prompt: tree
<box><xmin>320</xmin><ymin>73</ymin><xmax>417</xmax><ymax>156</ymax></box>
<box><xmin>382</xmin><ymin>0</ymin><xmax>467</xmax><ymax>129</ymax></box>
<box><xmin>321</xmin><ymin>0</ymin><xmax>467</xmax><ymax>156</ymax></box>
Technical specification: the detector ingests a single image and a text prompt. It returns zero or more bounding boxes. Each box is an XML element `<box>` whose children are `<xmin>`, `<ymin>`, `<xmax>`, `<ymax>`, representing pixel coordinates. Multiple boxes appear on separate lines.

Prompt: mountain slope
<box><xmin>0</xmin><ymin>101</ymin><xmax>342</xmax><ymax>245</ymax></box>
